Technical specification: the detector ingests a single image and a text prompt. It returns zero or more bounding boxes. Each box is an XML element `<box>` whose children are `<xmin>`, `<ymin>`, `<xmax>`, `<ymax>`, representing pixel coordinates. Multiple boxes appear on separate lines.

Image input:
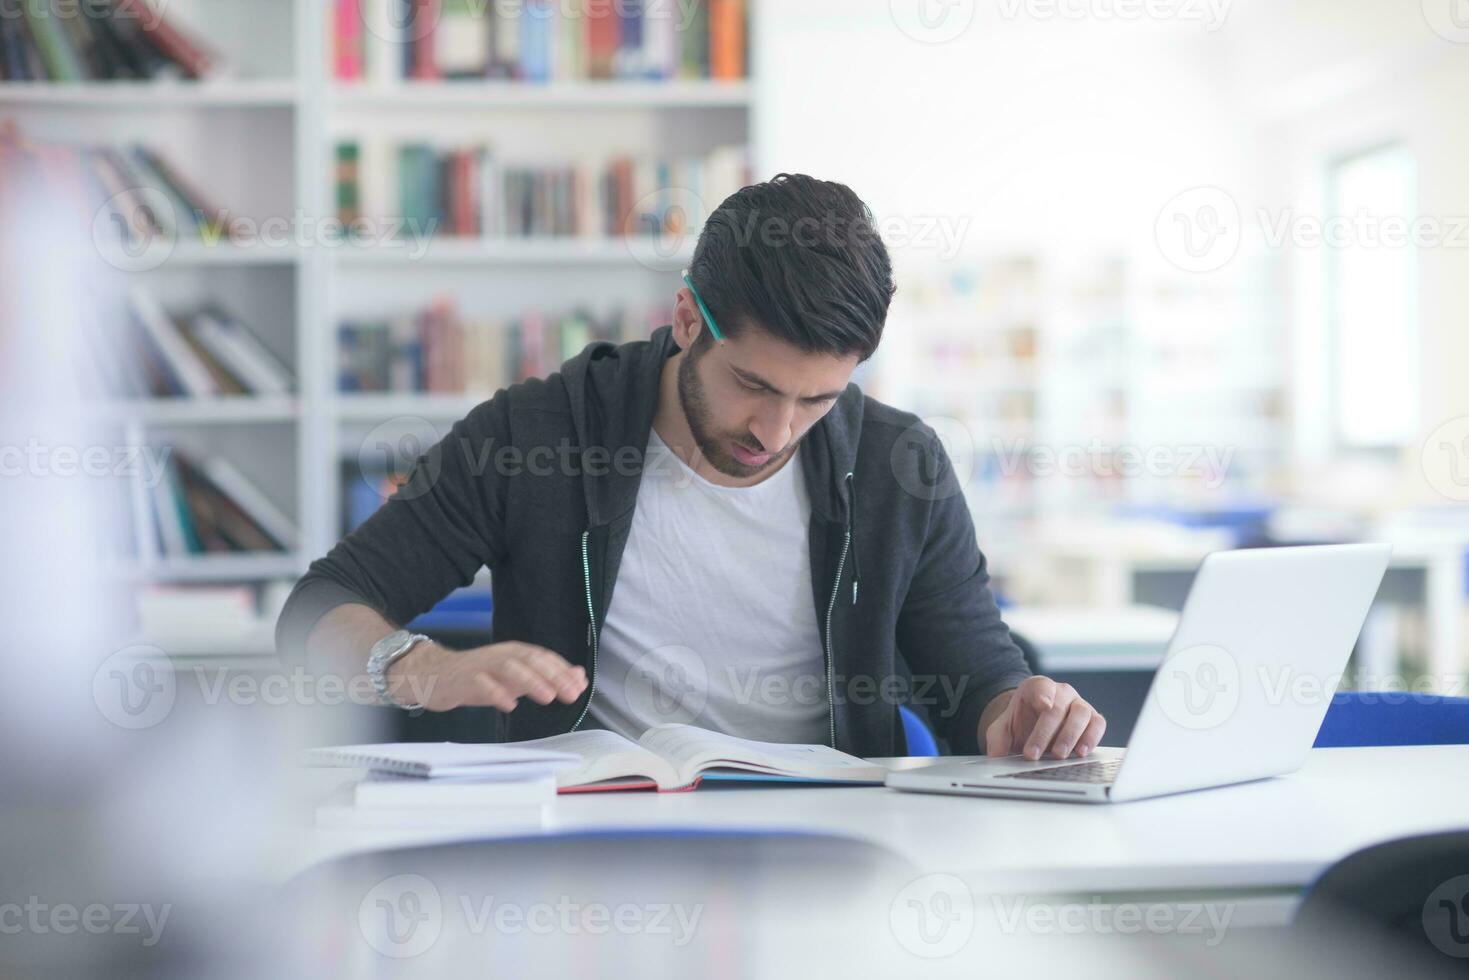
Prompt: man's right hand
<box><xmin>387</xmin><ymin>640</ymin><xmax>588</xmax><ymax>713</ymax></box>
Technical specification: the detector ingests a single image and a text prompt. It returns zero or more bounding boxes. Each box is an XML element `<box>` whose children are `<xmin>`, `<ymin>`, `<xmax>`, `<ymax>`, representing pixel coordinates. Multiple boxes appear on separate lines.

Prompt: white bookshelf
<box><xmin>4</xmin><ymin>0</ymin><xmax>756</xmax><ymax>604</ymax></box>
<box><xmin>328</xmin><ymin>79</ymin><xmax>751</xmax><ymax>109</ymax></box>
<box><xmin>877</xmin><ymin>253</ymin><xmax>1288</xmax><ymax>576</ymax></box>
<box><xmin>332</xmin><ymin>237</ymin><xmax>695</xmax><ymax>268</ymax></box>
<box><xmin>0</xmin><ymin>80</ymin><xmax>301</xmax><ymax>106</ymax></box>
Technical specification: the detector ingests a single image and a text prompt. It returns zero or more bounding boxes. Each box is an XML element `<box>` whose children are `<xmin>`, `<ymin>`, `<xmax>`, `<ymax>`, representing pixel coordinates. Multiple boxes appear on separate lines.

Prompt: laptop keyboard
<box><xmin>995</xmin><ymin>758</ymin><xmax>1124</xmax><ymax>783</ymax></box>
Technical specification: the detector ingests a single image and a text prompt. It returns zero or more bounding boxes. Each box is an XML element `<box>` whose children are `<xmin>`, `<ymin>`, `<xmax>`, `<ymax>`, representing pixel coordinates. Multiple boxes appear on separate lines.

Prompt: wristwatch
<box><xmin>368</xmin><ymin>629</ymin><xmax>432</xmax><ymax>710</ymax></box>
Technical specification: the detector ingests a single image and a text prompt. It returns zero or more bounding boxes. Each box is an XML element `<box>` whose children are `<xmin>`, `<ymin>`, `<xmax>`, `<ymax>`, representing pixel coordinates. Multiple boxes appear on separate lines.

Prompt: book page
<box><xmin>637</xmin><ymin>725</ymin><xmax>887</xmax><ymax>785</ymax></box>
<box><xmin>510</xmin><ymin>729</ymin><xmax>680</xmax><ymax>790</ymax></box>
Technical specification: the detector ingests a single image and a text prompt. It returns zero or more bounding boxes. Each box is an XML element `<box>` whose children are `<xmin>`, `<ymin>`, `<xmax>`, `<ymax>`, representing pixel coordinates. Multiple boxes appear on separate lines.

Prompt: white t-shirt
<box><xmin>587</xmin><ymin>429</ymin><xmax>829</xmax><ymax>744</ymax></box>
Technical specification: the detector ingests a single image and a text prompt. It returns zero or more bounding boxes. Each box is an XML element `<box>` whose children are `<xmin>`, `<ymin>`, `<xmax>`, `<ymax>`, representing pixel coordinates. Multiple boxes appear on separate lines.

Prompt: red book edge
<box><xmin>556</xmin><ymin>776</ymin><xmax>703</xmax><ymax>794</ymax></box>
<box><xmin>411</xmin><ymin>0</ymin><xmax>441</xmax><ymax>80</ymax></box>
<box><xmin>120</xmin><ymin>0</ymin><xmax>216</xmax><ymax>79</ymax></box>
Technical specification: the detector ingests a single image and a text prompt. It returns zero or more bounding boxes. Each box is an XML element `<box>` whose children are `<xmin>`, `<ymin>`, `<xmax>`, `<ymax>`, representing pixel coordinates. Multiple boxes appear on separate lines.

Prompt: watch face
<box><xmin>373</xmin><ymin>630</ymin><xmax>412</xmax><ymax>660</ymax></box>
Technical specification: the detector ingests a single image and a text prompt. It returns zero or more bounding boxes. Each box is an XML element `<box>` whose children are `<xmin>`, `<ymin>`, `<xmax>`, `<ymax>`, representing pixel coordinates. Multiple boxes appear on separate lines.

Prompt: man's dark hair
<box><xmin>686</xmin><ymin>173</ymin><xmax>895</xmax><ymax>362</ymax></box>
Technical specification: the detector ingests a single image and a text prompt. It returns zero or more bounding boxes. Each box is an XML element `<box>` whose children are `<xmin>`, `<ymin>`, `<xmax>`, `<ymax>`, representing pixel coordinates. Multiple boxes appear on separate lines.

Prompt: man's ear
<box><xmin>671</xmin><ymin>288</ymin><xmax>704</xmax><ymax>350</ymax></box>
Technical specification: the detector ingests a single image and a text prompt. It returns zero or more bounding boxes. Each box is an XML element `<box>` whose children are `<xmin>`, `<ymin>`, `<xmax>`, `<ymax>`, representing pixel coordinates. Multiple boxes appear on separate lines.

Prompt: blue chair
<box><xmin>899</xmin><ymin>705</ymin><xmax>939</xmax><ymax>757</ymax></box>
<box><xmin>897</xmin><ymin>632</ymin><xmax>1042</xmax><ymax>757</ymax></box>
<box><xmin>1313</xmin><ymin>692</ymin><xmax>1469</xmax><ymax>748</ymax></box>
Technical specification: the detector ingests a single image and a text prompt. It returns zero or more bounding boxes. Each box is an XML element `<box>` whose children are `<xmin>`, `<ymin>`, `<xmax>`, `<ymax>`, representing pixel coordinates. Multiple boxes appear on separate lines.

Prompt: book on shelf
<box><xmin>137</xmin><ymin>450</ymin><xmax>297</xmax><ymax>560</ymax></box>
<box><xmin>335</xmin><ymin>137</ymin><xmax>749</xmax><ymax>240</ymax></box>
<box><xmin>5</xmin><ymin>130</ymin><xmax>234</xmax><ymax>250</ymax></box>
<box><xmin>0</xmin><ymin>0</ymin><xmax>218</xmax><ymax>82</ymax></box>
<box><xmin>136</xmin><ymin>582</ymin><xmax>260</xmax><ymax>636</ymax></box>
<box><xmin>506</xmin><ymin>724</ymin><xmax>887</xmax><ymax>793</ymax></box>
<box><xmin>333</xmin><ymin>0</ymin><xmax>745</xmax><ymax>83</ymax></box>
<box><xmin>1</xmin><ymin>128</ymin><xmax>227</xmax><ymax>247</ymax></box>
<box><xmin>338</xmin><ymin>300</ymin><xmax>667</xmax><ymax>394</ymax></box>
<box><xmin>78</xmin><ymin>286</ymin><xmax>293</xmax><ymax>400</ymax></box>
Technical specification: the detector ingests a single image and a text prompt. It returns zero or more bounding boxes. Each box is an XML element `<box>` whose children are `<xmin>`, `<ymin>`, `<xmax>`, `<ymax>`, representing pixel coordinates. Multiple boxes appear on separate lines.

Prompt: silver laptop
<box><xmin>887</xmin><ymin>543</ymin><xmax>1391</xmax><ymax>804</ymax></box>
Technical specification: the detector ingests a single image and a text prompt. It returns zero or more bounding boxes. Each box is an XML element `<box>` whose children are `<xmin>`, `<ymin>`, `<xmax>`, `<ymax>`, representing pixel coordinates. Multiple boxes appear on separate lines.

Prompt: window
<box><xmin>1326</xmin><ymin>143</ymin><xmax>1418</xmax><ymax>449</ymax></box>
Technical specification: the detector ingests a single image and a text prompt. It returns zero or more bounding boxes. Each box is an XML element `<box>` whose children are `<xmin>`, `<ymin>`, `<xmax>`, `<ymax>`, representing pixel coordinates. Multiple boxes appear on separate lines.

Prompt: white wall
<box><xmin>755</xmin><ymin>0</ymin><xmax>1469</xmax><ymax>510</ymax></box>
<box><xmin>754</xmin><ymin>0</ymin><xmax>1254</xmax><ymax>266</ymax></box>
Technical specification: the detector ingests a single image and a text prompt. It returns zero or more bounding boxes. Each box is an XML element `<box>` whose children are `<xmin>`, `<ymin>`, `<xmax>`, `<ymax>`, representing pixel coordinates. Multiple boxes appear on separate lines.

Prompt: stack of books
<box><xmin>0</xmin><ymin>0</ymin><xmax>217</xmax><ymax>82</ymax></box>
<box><xmin>80</xmin><ymin>286</ymin><xmax>294</xmax><ymax>399</ymax></box>
<box><xmin>332</xmin><ymin>0</ymin><xmax>747</xmax><ymax>84</ymax></box>
<box><xmin>133</xmin><ymin>582</ymin><xmax>283</xmax><ymax>654</ymax></box>
<box><xmin>307</xmin><ymin>743</ymin><xmax>581</xmax><ymax>830</ymax></box>
<box><xmin>335</xmin><ymin>140</ymin><xmax>748</xmax><ymax>240</ymax></box>
<box><xmin>338</xmin><ymin>300</ymin><xmax>667</xmax><ymax>394</ymax></box>
<box><xmin>136</xmin><ymin>450</ymin><xmax>298</xmax><ymax>561</ymax></box>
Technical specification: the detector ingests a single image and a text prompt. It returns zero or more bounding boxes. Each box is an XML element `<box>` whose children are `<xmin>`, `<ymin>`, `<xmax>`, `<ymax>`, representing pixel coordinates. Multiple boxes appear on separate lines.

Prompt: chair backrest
<box><xmin>1294</xmin><ymin>831</ymin><xmax>1469</xmax><ymax>971</ymax></box>
<box><xmin>897</xmin><ymin>629</ymin><xmax>1041</xmax><ymax>757</ymax></box>
<box><xmin>1313</xmin><ymin>692</ymin><xmax>1469</xmax><ymax>748</ymax></box>
<box><xmin>898</xmin><ymin>705</ymin><xmax>939</xmax><ymax>756</ymax></box>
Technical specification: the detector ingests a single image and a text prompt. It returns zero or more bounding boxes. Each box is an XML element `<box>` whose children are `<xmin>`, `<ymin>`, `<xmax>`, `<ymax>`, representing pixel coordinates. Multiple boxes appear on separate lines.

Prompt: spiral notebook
<box><xmin>304</xmin><ymin>742</ymin><xmax>579</xmax><ymax>778</ymax></box>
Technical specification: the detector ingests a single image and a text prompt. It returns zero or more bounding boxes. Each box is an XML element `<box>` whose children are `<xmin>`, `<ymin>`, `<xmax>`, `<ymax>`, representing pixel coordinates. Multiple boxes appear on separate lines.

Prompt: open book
<box><xmin>509</xmin><ymin>724</ymin><xmax>888</xmax><ymax>792</ymax></box>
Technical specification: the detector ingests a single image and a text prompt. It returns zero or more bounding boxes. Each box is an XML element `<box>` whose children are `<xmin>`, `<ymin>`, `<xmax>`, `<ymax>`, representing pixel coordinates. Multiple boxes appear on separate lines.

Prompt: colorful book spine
<box><xmin>335</xmin><ymin>0</ymin><xmax>364</xmax><ymax>79</ymax></box>
<box><xmin>709</xmin><ymin>0</ymin><xmax>744</xmax><ymax>81</ymax></box>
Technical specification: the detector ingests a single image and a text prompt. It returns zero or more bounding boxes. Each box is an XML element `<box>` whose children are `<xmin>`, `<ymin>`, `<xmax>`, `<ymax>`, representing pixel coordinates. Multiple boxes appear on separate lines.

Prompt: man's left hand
<box><xmin>982</xmin><ymin>676</ymin><xmax>1107</xmax><ymax>760</ymax></box>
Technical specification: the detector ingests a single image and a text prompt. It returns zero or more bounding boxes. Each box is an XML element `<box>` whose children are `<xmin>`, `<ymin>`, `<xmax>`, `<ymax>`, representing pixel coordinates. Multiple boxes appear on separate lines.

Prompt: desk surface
<box><xmin>294</xmin><ymin>744</ymin><xmax>1469</xmax><ymax>899</ymax></box>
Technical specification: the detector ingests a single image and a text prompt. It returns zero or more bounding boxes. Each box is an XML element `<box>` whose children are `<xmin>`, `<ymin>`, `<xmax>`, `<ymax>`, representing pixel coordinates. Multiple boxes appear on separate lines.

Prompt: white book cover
<box><xmin>129</xmin><ymin>286</ymin><xmax>218</xmax><ymax>398</ymax></box>
<box><xmin>190</xmin><ymin>312</ymin><xmax>292</xmax><ymax>395</ymax></box>
<box><xmin>306</xmin><ymin>741</ymin><xmax>580</xmax><ymax>778</ymax></box>
<box><xmin>437</xmin><ymin>6</ymin><xmax>490</xmax><ymax>74</ymax></box>
<box><xmin>361</xmin><ymin>0</ymin><xmax>399</xmax><ymax>86</ymax></box>
<box><xmin>359</xmin><ymin>133</ymin><xmax>394</xmax><ymax>231</ymax></box>
<box><xmin>509</xmin><ymin>724</ymin><xmax>888</xmax><ymax>792</ymax></box>
<box><xmin>641</xmin><ymin>1</ymin><xmax>677</xmax><ymax>80</ymax></box>
<box><xmin>354</xmin><ymin>769</ymin><xmax>559</xmax><ymax>808</ymax></box>
<box><xmin>128</xmin><ymin>450</ymin><xmax>161</xmax><ymax>565</ymax></box>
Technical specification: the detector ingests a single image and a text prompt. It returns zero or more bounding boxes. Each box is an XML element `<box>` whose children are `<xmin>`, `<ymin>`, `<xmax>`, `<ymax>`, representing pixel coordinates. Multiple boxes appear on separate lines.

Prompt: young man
<box><xmin>276</xmin><ymin>174</ymin><xmax>1105</xmax><ymax>760</ymax></box>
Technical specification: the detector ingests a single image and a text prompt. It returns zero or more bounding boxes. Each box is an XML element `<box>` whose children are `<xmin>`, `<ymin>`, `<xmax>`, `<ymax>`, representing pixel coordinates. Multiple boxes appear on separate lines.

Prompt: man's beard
<box><xmin>676</xmin><ymin>348</ymin><xmax>798</xmax><ymax>479</ymax></box>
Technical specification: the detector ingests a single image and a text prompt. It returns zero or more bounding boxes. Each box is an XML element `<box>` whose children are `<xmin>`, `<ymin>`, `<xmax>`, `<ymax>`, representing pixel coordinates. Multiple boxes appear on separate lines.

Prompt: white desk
<box><xmin>293</xmin><ymin>744</ymin><xmax>1469</xmax><ymax>928</ymax></box>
